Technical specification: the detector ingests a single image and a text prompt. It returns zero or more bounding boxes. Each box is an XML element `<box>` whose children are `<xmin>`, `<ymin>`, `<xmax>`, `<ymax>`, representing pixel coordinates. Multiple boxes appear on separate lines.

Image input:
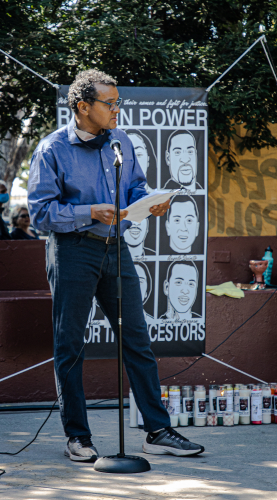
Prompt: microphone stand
<box><xmin>94</xmin><ymin>146</ymin><xmax>150</xmax><ymax>474</ymax></box>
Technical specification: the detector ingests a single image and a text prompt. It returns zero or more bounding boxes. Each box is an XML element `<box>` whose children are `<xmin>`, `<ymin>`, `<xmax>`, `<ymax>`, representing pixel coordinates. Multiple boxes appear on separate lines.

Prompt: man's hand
<box><xmin>149</xmin><ymin>199</ymin><xmax>171</xmax><ymax>217</ymax></box>
<box><xmin>91</xmin><ymin>204</ymin><xmax>128</xmax><ymax>225</ymax></box>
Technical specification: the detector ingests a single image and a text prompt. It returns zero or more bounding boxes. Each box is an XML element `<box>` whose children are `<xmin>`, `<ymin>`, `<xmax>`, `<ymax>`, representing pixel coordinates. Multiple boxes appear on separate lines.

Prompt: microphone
<box><xmin>110</xmin><ymin>139</ymin><xmax>123</xmax><ymax>165</ymax></box>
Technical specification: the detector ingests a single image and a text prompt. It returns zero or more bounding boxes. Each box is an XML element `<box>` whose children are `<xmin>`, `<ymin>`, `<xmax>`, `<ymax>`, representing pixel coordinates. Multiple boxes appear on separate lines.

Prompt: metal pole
<box><xmin>115</xmin><ymin>160</ymin><xmax>124</xmax><ymax>457</ymax></box>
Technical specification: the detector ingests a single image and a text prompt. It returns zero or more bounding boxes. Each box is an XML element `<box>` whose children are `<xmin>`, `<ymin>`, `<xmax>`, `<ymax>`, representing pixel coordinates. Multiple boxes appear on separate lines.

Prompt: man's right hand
<box><xmin>91</xmin><ymin>204</ymin><xmax>128</xmax><ymax>225</ymax></box>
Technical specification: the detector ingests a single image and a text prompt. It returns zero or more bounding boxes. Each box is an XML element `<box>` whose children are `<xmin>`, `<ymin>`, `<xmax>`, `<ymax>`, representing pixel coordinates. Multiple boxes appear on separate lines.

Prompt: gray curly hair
<box><xmin>10</xmin><ymin>205</ymin><xmax>29</xmax><ymax>227</ymax></box>
<box><xmin>68</xmin><ymin>69</ymin><xmax>117</xmax><ymax>114</ymax></box>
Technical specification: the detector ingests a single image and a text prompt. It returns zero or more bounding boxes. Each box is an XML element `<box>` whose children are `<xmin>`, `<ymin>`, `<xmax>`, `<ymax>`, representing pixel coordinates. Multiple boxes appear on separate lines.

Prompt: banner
<box><xmin>57</xmin><ymin>86</ymin><xmax>208</xmax><ymax>358</ymax></box>
<box><xmin>208</xmin><ymin>124</ymin><xmax>277</xmax><ymax>237</ymax></box>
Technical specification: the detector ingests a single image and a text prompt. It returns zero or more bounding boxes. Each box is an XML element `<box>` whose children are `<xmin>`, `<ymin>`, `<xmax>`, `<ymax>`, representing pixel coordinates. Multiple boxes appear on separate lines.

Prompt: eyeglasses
<box><xmin>19</xmin><ymin>213</ymin><xmax>30</xmax><ymax>219</ymax></box>
<box><xmin>93</xmin><ymin>97</ymin><xmax>122</xmax><ymax>111</ymax></box>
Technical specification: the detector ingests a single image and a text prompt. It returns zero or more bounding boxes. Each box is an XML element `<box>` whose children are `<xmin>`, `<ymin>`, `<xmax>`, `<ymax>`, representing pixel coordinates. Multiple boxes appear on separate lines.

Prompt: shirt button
<box><xmin>111</xmin><ymin>190</ymin><xmax>114</xmax><ymax>193</ymax></box>
<box><xmin>106</xmin><ymin>169</ymin><xmax>109</xmax><ymax>172</ymax></box>
<box><xmin>83</xmin><ymin>224</ymin><xmax>85</xmax><ymax>226</ymax></box>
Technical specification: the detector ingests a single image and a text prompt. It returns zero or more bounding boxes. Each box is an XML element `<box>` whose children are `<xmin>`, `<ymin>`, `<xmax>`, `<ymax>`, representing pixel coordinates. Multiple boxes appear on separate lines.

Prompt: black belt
<box><xmin>85</xmin><ymin>231</ymin><xmax>117</xmax><ymax>244</ymax></box>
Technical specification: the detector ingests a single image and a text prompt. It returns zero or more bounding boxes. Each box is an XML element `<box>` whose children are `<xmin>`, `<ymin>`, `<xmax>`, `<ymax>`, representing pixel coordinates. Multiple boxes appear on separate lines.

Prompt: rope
<box><xmin>0</xmin><ymin>358</ymin><xmax>54</xmax><ymax>383</ymax></box>
<box><xmin>202</xmin><ymin>353</ymin><xmax>268</xmax><ymax>384</ymax></box>
<box><xmin>0</xmin><ymin>48</ymin><xmax>59</xmax><ymax>89</ymax></box>
<box><xmin>206</xmin><ymin>35</ymin><xmax>266</xmax><ymax>92</ymax></box>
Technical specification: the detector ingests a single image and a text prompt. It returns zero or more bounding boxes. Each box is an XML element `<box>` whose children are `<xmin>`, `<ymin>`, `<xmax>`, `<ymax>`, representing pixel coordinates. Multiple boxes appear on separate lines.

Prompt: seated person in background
<box><xmin>10</xmin><ymin>205</ymin><xmax>39</xmax><ymax>240</ymax></box>
<box><xmin>0</xmin><ymin>180</ymin><xmax>11</xmax><ymax>240</ymax></box>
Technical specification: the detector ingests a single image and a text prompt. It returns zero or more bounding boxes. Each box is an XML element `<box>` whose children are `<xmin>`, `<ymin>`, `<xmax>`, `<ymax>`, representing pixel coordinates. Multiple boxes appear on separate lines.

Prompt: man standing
<box><xmin>28</xmin><ymin>69</ymin><xmax>204</xmax><ymax>461</ymax></box>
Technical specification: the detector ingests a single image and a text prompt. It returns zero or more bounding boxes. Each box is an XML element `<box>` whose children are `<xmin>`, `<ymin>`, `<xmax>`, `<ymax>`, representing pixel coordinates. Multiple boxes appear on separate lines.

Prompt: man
<box><xmin>160</xmin><ymin>261</ymin><xmax>200</xmax><ymax>321</ymax></box>
<box><xmin>165</xmin><ymin>195</ymin><xmax>199</xmax><ymax>253</ymax></box>
<box><xmin>127</xmin><ymin>130</ymin><xmax>155</xmax><ymax>193</ymax></box>
<box><xmin>0</xmin><ymin>181</ymin><xmax>11</xmax><ymax>240</ymax></box>
<box><xmin>28</xmin><ymin>69</ymin><xmax>204</xmax><ymax>462</ymax></box>
<box><xmin>124</xmin><ymin>218</ymin><xmax>155</xmax><ymax>259</ymax></box>
<box><xmin>134</xmin><ymin>262</ymin><xmax>154</xmax><ymax>324</ymax></box>
<box><xmin>163</xmin><ymin>130</ymin><xmax>202</xmax><ymax>191</ymax></box>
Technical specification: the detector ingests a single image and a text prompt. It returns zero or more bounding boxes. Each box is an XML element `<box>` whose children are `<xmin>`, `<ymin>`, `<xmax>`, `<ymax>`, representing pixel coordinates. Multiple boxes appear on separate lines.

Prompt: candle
<box><xmin>223</xmin><ymin>411</ymin><xmax>234</xmax><ymax>426</ymax></box>
<box><xmin>274</xmin><ymin>386</ymin><xmax>277</xmax><ymax>424</ymax></box>
<box><xmin>262</xmin><ymin>385</ymin><xmax>272</xmax><ymax>424</ymax></box>
<box><xmin>239</xmin><ymin>385</ymin><xmax>250</xmax><ymax>424</ymax></box>
<box><xmin>209</xmin><ymin>384</ymin><xmax>218</xmax><ymax>413</ymax></box>
<box><xmin>216</xmin><ymin>385</ymin><xmax>227</xmax><ymax>426</ymax></box>
<box><xmin>182</xmin><ymin>386</ymin><xmax>194</xmax><ymax>425</ymax></box>
<box><xmin>194</xmin><ymin>385</ymin><xmax>207</xmax><ymax>426</ymax></box>
<box><xmin>251</xmin><ymin>385</ymin><xmax>262</xmax><ymax>424</ymax></box>
<box><xmin>234</xmin><ymin>384</ymin><xmax>241</xmax><ymax>413</ymax></box>
<box><xmin>160</xmin><ymin>385</ymin><xmax>169</xmax><ymax>410</ymax></box>
<box><xmin>138</xmin><ymin>409</ymin><xmax>144</xmax><ymax>429</ymax></box>
<box><xmin>270</xmin><ymin>383</ymin><xmax>277</xmax><ymax>423</ymax></box>
<box><xmin>129</xmin><ymin>388</ymin><xmax>138</xmax><ymax>427</ymax></box>
<box><xmin>234</xmin><ymin>412</ymin><xmax>239</xmax><ymax>425</ymax></box>
<box><xmin>168</xmin><ymin>386</ymin><xmax>181</xmax><ymax>415</ymax></box>
<box><xmin>170</xmin><ymin>414</ymin><xmax>179</xmax><ymax>427</ymax></box>
<box><xmin>225</xmin><ymin>384</ymin><xmax>234</xmax><ymax>411</ymax></box>
<box><xmin>207</xmin><ymin>411</ymin><xmax>217</xmax><ymax>426</ymax></box>
<box><xmin>179</xmin><ymin>413</ymin><xmax>189</xmax><ymax>426</ymax></box>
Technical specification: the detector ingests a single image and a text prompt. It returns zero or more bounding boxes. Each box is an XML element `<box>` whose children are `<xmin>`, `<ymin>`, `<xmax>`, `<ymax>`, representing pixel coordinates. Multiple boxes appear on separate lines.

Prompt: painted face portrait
<box><xmin>124</xmin><ymin>218</ymin><xmax>149</xmax><ymax>247</ymax></box>
<box><xmin>164</xmin><ymin>263</ymin><xmax>198</xmax><ymax>315</ymax></box>
<box><xmin>134</xmin><ymin>263</ymin><xmax>152</xmax><ymax>306</ymax></box>
<box><xmin>165</xmin><ymin>201</ymin><xmax>199</xmax><ymax>253</ymax></box>
<box><xmin>166</xmin><ymin>132</ymin><xmax>197</xmax><ymax>186</ymax></box>
<box><xmin>128</xmin><ymin>133</ymin><xmax>149</xmax><ymax>177</ymax></box>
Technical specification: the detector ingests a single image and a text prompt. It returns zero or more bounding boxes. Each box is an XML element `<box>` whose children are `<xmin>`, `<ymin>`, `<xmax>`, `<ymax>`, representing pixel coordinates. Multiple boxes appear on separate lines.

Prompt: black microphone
<box><xmin>110</xmin><ymin>139</ymin><xmax>123</xmax><ymax>165</ymax></box>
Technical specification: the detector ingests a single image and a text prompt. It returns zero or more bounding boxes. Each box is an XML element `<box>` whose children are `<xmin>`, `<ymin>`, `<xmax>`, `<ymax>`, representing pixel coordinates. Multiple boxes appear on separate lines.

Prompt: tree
<box><xmin>0</xmin><ymin>0</ymin><xmax>276</xmax><ymax>187</ymax></box>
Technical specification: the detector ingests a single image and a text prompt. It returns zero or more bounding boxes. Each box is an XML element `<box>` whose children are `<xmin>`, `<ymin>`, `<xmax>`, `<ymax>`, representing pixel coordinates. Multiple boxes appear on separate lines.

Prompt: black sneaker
<box><xmin>64</xmin><ymin>436</ymin><xmax>99</xmax><ymax>462</ymax></box>
<box><xmin>142</xmin><ymin>427</ymin><xmax>205</xmax><ymax>456</ymax></box>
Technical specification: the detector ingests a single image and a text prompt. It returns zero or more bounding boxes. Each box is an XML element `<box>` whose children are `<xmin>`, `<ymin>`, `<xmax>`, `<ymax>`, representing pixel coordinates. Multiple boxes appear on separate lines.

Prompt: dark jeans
<box><xmin>46</xmin><ymin>231</ymin><xmax>170</xmax><ymax>437</ymax></box>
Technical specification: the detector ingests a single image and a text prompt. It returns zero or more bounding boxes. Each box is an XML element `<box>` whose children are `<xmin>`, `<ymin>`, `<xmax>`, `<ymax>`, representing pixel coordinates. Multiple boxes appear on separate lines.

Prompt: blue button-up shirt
<box><xmin>28</xmin><ymin>116</ymin><xmax>148</xmax><ymax>237</ymax></box>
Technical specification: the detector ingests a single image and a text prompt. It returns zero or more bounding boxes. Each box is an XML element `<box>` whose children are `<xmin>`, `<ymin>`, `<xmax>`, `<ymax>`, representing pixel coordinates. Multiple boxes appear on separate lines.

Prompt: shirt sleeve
<box><xmin>28</xmin><ymin>149</ymin><xmax>92</xmax><ymax>232</ymax></box>
<box><xmin>127</xmin><ymin>143</ymin><xmax>149</xmax><ymax>206</ymax></box>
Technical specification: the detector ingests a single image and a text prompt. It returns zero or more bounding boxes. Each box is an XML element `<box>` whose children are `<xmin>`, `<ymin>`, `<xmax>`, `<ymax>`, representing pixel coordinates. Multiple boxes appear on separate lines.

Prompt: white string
<box><xmin>0</xmin><ymin>48</ymin><xmax>59</xmax><ymax>89</ymax></box>
<box><xmin>260</xmin><ymin>38</ymin><xmax>277</xmax><ymax>83</ymax></box>
<box><xmin>206</xmin><ymin>35</ymin><xmax>266</xmax><ymax>92</ymax></box>
<box><xmin>0</xmin><ymin>358</ymin><xmax>54</xmax><ymax>383</ymax></box>
<box><xmin>202</xmin><ymin>353</ymin><xmax>267</xmax><ymax>384</ymax></box>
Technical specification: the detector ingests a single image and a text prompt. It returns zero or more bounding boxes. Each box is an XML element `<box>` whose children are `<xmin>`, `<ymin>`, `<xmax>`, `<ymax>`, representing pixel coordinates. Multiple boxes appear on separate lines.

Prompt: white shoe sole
<box><xmin>64</xmin><ymin>448</ymin><xmax>98</xmax><ymax>462</ymax></box>
<box><xmin>142</xmin><ymin>442</ymin><xmax>204</xmax><ymax>456</ymax></box>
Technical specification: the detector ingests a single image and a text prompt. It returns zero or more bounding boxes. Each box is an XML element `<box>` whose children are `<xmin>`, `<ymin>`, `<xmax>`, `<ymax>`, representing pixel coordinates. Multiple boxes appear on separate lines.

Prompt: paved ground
<box><xmin>0</xmin><ymin>407</ymin><xmax>277</xmax><ymax>500</ymax></box>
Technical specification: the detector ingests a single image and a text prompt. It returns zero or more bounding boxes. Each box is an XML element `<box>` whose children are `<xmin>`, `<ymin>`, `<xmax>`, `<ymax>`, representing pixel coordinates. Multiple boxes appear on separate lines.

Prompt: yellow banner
<box><xmin>208</xmin><ymin>124</ymin><xmax>277</xmax><ymax>236</ymax></box>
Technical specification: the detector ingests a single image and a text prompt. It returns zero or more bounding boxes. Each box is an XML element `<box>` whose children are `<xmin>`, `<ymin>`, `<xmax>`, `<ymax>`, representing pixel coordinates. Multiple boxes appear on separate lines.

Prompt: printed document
<box><xmin>124</xmin><ymin>189</ymin><xmax>180</xmax><ymax>223</ymax></box>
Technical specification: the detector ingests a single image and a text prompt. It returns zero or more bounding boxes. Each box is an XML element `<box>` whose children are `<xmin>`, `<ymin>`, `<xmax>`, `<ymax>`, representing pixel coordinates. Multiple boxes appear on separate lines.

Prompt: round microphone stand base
<box><xmin>94</xmin><ymin>454</ymin><xmax>151</xmax><ymax>474</ymax></box>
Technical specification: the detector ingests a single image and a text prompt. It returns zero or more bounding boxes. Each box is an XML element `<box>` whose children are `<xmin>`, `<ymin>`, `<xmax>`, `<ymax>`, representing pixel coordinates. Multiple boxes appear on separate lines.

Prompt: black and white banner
<box><xmin>57</xmin><ymin>86</ymin><xmax>208</xmax><ymax>358</ymax></box>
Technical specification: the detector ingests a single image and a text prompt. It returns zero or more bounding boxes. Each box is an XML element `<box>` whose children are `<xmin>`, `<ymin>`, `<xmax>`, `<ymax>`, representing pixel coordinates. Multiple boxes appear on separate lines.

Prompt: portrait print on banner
<box><xmin>57</xmin><ymin>87</ymin><xmax>208</xmax><ymax>358</ymax></box>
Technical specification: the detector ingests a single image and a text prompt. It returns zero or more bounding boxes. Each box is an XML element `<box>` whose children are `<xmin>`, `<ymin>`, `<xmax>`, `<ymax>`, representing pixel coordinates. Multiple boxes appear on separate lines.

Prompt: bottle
<box><xmin>262</xmin><ymin>246</ymin><xmax>273</xmax><ymax>285</ymax></box>
<box><xmin>194</xmin><ymin>385</ymin><xmax>207</xmax><ymax>426</ymax></box>
<box><xmin>239</xmin><ymin>385</ymin><xmax>250</xmax><ymax>424</ymax></box>
<box><xmin>129</xmin><ymin>388</ymin><xmax>138</xmax><ymax>427</ymax></box>
<box><xmin>262</xmin><ymin>385</ymin><xmax>271</xmax><ymax>424</ymax></box>
<box><xmin>182</xmin><ymin>386</ymin><xmax>194</xmax><ymax>426</ymax></box>
<box><xmin>251</xmin><ymin>385</ymin><xmax>262</xmax><ymax>424</ymax></box>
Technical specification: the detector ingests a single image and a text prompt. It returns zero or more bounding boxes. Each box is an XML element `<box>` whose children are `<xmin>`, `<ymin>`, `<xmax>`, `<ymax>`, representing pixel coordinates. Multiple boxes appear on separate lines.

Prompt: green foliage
<box><xmin>0</xmin><ymin>0</ymin><xmax>277</xmax><ymax>171</ymax></box>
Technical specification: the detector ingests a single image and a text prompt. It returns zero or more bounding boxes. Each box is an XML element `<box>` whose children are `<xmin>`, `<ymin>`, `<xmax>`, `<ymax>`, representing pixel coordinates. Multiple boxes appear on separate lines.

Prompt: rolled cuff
<box><xmin>73</xmin><ymin>204</ymin><xmax>92</xmax><ymax>230</ymax></box>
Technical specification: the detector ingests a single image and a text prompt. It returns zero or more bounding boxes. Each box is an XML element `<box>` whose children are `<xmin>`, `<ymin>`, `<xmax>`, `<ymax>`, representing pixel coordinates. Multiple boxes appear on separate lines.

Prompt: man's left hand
<box><xmin>149</xmin><ymin>199</ymin><xmax>171</xmax><ymax>217</ymax></box>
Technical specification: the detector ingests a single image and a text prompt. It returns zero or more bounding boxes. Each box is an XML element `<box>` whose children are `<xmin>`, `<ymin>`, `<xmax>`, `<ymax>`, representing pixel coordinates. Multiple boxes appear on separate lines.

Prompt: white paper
<box><xmin>124</xmin><ymin>189</ymin><xmax>180</xmax><ymax>223</ymax></box>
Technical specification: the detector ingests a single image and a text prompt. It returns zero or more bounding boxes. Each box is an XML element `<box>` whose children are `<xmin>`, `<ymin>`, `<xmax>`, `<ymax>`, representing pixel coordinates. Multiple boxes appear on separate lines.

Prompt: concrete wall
<box><xmin>0</xmin><ymin>238</ymin><xmax>276</xmax><ymax>403</ymax></box>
